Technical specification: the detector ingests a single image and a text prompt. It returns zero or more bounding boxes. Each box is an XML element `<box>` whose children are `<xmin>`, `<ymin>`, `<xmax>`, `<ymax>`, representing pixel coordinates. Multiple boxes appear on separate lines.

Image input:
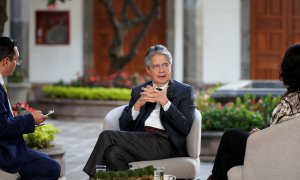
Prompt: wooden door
<box><xmin>250</xmin><ymin>0</ymin><xmax>300</xmax><ymax>79</ymax></box>
<box><xmin>93</xmin><ymin>0</ymin><xmax>166</xmax><ymax>78</ymax></box>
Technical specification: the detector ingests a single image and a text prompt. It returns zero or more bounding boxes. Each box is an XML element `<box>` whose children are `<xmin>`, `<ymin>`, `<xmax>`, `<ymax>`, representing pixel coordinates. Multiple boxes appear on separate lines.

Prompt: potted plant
<box><xmin>7</xmin><ymin>66</ymin><xmax>31</xmax><ymax>105</ymax></box>
<box><xmin>94</xmin><ymin>165</ymin><xmax>155</xmax><ymax>180</ymax></box>
<box><xmin>12</xmin><ymin>102</ymin><xmax>66</xmax><ymax>179</ymax></box>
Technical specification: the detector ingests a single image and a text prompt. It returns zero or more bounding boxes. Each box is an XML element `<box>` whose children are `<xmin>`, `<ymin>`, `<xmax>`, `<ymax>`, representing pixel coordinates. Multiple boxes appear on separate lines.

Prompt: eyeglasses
<box><xmin>150</xmin><ymin>63</ymin><xmax>170</xmax><ymax>70</ymax></box>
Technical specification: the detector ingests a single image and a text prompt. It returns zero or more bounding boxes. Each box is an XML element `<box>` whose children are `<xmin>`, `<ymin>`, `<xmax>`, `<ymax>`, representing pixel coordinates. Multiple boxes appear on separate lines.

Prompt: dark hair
<box><xmin>0</xmin><ymin>36</ymin><xmax>17</xmax><ymax>61</ymax></box>
<box><xmin>144</xmin><ymin>44</ymin><xmax>172</xmax><ymax>68</ymax></box>
<box><xmin>279</xmin><ymin>43</ymin><xmax>300</xmax><ymax>93</ymax></box>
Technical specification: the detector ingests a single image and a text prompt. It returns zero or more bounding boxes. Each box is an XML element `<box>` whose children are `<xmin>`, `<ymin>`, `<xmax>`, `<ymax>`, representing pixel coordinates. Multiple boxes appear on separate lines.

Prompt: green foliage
<box><xmin>196</xmin><ymin>86</ymin><xmax>281</xmax><ymax>131</ymax></box>
<box><xmin>23</xmin><ymin>124</ymin><xmax>60</xmax><ymax>149</ymax></box>
<box><xmin>94</xmin><ymin>166</ymin><xmax>154</xmax><ymax>180</ymax></box>
<box><xmin>202</xmin><ymin>103</ymin><xmax>264</xmax><ymax>131</ymax></box>
<box><xmin>42</xmin><ymin>85</ymin><xmax>131</xmax><ymax>101</ymax></box>
<box><xmin>196</xmin><ymin>84</ymin><xmax>221</xmax><ymax>115</ymax></box>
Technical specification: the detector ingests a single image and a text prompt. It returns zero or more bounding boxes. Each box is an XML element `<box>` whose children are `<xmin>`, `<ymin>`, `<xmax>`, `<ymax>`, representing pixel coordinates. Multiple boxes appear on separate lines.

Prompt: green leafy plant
<box><xmin>42</xmin><ymin>85</ymin><xmax>131</xmax><ymax>101</ymax></box>
<box><xmin>202</xmin><ymin>103</ymin><xmax>264</xmax><ymax>131</ymax></box>
<box><xmin>11</xmin><ymin>102</ymin><xmax>61</xmax><ymax>149</ymax></box>
<box><xmin>23</xmin><ymin>124</ymin><xmax>60</xmax><ymax>149</ymax></box>
<box><xmin>94</xmin><ymin>166</ymin><xmax>154</xmax><ymax>180</ymax></box>
<box><xmin>43</xmin><ymin>70</ymin><xmax>149</xmax><ymax>101</ymax></box>
<box><xmin>196</xmin><ymin>87</ymin><xmax>281</xmax><ymax>131</ymax></box>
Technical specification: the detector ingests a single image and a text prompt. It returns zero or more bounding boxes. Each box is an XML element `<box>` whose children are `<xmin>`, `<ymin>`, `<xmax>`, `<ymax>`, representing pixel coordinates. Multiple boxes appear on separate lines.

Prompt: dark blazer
<box><xmin>0</xmin><ymin>85</ymin><xmax>35</xmax><ymax>173</ymax></box>
<box><xmin>119</xmin><ymin>80</ymin><xmax>195</xmax><ymax>157</ymax></box>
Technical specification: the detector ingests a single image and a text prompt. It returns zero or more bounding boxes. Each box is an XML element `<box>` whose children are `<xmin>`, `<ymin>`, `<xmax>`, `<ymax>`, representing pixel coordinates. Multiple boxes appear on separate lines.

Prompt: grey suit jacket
<box><xmin>119</xmin><ymin>80</ymin><xmax>195</xmax><ymax>156</ymax></box>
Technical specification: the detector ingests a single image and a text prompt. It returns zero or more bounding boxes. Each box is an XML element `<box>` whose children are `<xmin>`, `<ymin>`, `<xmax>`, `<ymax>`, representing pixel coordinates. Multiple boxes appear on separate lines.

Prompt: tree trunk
<box><xmin>0</xmin><ymin>0</ymin><xmax>8</xmax><ymax>36</ymax></box>
<box><xmin>101</xmin><ymin>0</ymin><xmax>160</xmax><ymax>74</ymax></box>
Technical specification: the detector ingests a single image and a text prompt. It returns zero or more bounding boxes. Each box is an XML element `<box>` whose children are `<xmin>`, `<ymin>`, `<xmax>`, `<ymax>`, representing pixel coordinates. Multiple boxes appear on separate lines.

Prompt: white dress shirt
<box><xmin>131</xmin><ymin>83</ymin><xmax>171</xmax><ymax>130</ymax></box>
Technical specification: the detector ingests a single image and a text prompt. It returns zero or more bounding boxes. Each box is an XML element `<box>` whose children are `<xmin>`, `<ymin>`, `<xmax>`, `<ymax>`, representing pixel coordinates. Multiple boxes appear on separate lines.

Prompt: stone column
<box><xmin>10</xmin><ymin>0</ymin><xmax>29</xmax><ymax>81</ymax></box>
<box><xmin>166</xmin><ymin>0</ymin><xmax>184</xmax><ymax>82</ymax></box>
<box><xmin>241</xmin><ymin>0</ymin><xmax>250</xmax><ymax>79</ymax></box>
<box><xmin>83</xmin><ymin>0</ymin><xmax>94</xmax><ymax>72</ymax></box>
<box><xmin>173</xmin><ymin>0</ymin><xmax>184</xmax><ymax>82</ymax></box>
<box><xmin>184</xmin><ymin>0</ymin><xmax>204</xmax><ymax>88</ymax></box>
<box><xmin>166</xmin><ymin>0</ymin><xmax>204</xmax><ymax>87</ymax></box>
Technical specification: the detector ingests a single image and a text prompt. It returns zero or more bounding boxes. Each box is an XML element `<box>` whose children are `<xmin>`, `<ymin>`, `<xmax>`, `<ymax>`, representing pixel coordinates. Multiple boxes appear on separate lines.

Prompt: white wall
<box><xmin>203</xmin><ymin>0</ymin><xmax>241</xmax><ymax>84</ymax></box>
<box><xmin>29</xmin><ymin>0</ymin><xmax>83</xmax><ymax>83</ymax></box>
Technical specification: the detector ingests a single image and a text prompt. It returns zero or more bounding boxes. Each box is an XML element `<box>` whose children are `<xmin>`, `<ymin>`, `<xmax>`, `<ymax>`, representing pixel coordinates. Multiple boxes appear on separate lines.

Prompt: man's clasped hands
<box><xmin>134</xmin><ymin>85</ymin><xmax>169</xmax><ymax>111</ymax></box>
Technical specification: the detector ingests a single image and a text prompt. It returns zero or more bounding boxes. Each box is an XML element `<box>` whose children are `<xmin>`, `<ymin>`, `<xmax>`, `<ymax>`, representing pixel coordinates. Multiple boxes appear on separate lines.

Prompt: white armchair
<box><xmin>227</xmin><ymin>117</ymin><xmax>300</xmax><ymax>180</ymax></box>
<box><xmin>103</xmin><ymin>105</ymin><xmax>202</xmax><ymax>179</ymax></box>
<box><xmin>0</xmin><ymin>170</ymin><xmax>19</xmax><ymax>180</ymax></box>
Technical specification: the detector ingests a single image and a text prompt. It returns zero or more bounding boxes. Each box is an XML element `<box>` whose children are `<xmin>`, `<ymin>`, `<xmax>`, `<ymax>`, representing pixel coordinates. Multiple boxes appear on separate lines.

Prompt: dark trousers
<box><xmin>83</xmin><ymin>130</ymin><xmax>174</xmax><ymax>177</ymax></box>
<box><xmin>211</xmin><ymin>129</ymin><xmax>250</xmax><ymax>180</ymax></box>
<box><xmin>18</xmin><ymin>148</ymin><xmax>61</xmax><ymax>180</ymax></box>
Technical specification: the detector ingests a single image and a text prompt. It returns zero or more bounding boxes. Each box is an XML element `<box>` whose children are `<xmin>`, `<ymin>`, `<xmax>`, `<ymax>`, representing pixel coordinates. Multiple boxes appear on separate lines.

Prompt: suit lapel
<box><xmin>0</xmin><ymin>84</ymin><xmax>14</xmax><ymax>117</ymax></box>
<box><xmin>167</xmin><ymin>80</ymin><xmax>176</xmax><ymax>101</ymax></box>
<box><xmin>137</xmin><ymin>80</ymin><xmax>176</xmax><ymax>126</ymax></box>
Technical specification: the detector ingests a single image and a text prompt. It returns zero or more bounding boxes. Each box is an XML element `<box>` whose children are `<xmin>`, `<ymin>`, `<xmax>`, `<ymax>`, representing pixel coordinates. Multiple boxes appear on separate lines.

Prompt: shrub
<box><xmin>23</xmin><ymin>123</ymin><xmax>60</xmax><ymax>149</ymax></box>
<box><xmin>202</xmin><ymin>103</ymin><xmax>264</xmax><ymax>131</ymax></box>
<box><xmin>94</xmin><ymin>165</ymin><xmax>154</xmax><ymax>180</ymax></box>
<box><xmin>42</xmin><ymin>85</ymin><xmax>131</xmax><ymax>101</ymax></box>
<box><xmin>196</xmin><ymin>87</ymin><xmax>281</xmax><ymax>131</ymax></box>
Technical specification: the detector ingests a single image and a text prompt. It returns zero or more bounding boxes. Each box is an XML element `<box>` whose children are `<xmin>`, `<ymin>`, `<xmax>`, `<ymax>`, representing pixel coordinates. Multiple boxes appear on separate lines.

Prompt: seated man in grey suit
<box><xmin>83</xmin><ymin>44</ymin><xmax>196</xmax><ymax>177</ymax></box>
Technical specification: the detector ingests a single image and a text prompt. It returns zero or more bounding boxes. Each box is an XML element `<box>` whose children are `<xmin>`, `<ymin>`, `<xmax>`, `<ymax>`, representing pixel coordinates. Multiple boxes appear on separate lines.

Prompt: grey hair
<box><xmin>144</xmin><ymin>44</ymin><xmax>173</xmax><ymax>68</ymax></box>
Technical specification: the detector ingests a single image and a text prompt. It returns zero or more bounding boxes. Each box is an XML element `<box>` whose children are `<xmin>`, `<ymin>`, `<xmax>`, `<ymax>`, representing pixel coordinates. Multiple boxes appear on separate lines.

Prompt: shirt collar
<box><xmin>153</xmin><ymin>81</ymin><xmax>169</xmax><ymax>90</ymax></box>
<box><xmin>0</xmin><ymin>73</ymin><xmax>5</xmax><ymax>86</ymax></box>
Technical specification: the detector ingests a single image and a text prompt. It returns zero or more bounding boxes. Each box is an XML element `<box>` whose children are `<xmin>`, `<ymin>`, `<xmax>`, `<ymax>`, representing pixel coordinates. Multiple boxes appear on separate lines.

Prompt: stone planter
<box><xmin>7</xmin><ymin>82</ymin><xmax>32</xmax><ymax>105</ymax></box>
<box><xmin>37</xmin><ymin>144</ymin><xmax>66</xmax><ymax>180</ymax></box>
<box><xmin>31</xmin><ymin>98</ymin><xmax>128</xmax><ymax>119</ymax></box>
<box><xmin>200</xmin><ymin>131</ymin><xmax>223</xmax><ymax>162</ymax></box>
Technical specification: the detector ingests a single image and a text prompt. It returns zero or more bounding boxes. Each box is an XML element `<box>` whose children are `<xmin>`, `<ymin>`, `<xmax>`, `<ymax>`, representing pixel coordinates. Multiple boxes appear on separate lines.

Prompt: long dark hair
<box><xmin>279</xmin><ymin>43</ymin><xmax>300</xmax><ymax>93</ymax></box>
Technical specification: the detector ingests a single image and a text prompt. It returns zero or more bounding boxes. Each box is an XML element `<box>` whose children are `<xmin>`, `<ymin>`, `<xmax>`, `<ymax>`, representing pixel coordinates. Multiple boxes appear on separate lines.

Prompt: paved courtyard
<box><xmin>48</xmin><ymin>117</ymin><xmax>213</xmax><ymax>180</ymax></box>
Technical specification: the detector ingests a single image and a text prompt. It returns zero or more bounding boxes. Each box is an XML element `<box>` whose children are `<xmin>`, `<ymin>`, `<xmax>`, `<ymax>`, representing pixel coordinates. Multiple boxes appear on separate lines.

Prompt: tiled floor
<box><xmin>49</xmin><ymin>118</ymin><xmax>213</xmax><ymax>180</ymax></box>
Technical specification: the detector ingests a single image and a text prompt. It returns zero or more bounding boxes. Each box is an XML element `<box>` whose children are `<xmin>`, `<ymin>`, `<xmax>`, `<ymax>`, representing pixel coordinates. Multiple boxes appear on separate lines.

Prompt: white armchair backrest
<box><xmin>187</xmin><ymin>109</ymin><xmax>202</xmax><ymax>158</ymax></box>
<box><xmin>103</xmin><ymin>105</ymin><xmax>125</xmax><ymax>130</ymax></box>
<box><xmin>243</xmin><ymin>117</ymin><xmax>300</xmax><ymax>180</ymax></box>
